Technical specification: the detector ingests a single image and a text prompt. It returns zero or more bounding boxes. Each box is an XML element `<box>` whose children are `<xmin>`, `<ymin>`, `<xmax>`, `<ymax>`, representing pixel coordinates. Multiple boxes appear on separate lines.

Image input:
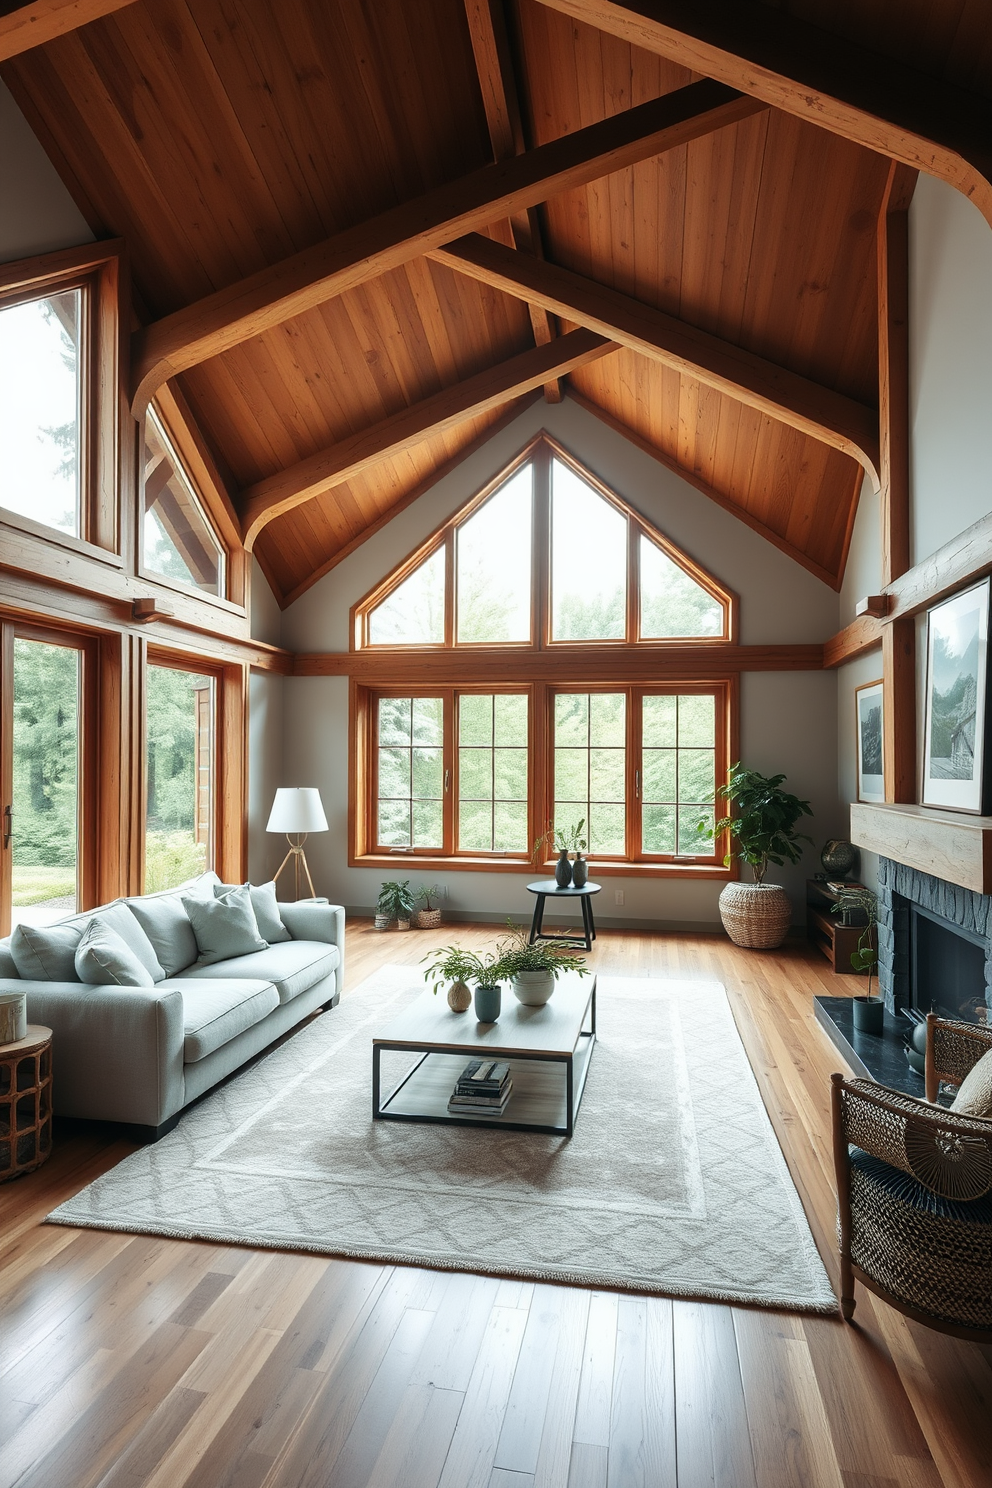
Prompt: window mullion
<box><xmin>628</xmin><ymin>688</ymin><xmax>642</xmax><ymax>862</ymax></box>
<box><xmin>534</xmin><ymin>443</ymin><xmax>551</xmax><ymax>649</ymax></box>
<box><xmin>443</xmin><ymin>688</ymin><xmax>456</xmax><ymax>855</ymax></box>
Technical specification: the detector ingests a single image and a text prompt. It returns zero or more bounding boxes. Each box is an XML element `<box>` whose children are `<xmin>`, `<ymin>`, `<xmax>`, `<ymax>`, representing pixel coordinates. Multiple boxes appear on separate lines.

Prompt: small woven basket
<box><xmin>415</xmin><ymin>908</ymin><xmax>442</xmax><ymax>929</ymax></box>
<box><xmin>718</xmin><ymin>881</ymin><xmax>792</xmax><ymax>949</ymax></box>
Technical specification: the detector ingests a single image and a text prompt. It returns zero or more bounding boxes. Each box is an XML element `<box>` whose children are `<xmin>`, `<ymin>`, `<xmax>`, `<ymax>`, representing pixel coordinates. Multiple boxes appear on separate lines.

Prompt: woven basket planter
<box><xmin>414</xmin><ymin>908</ymin><xmax>442</xmax><ymax>929</ymax></box>
<box><xmin>718</xmin><ymin>881</ymin><xmax>792</xmax><ymax>949</ymax></box>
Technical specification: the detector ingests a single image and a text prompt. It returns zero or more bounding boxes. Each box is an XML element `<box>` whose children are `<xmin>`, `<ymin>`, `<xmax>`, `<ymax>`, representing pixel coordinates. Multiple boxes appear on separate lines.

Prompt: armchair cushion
<box><xmin>951</xmin><ymin>1048</ymin><xmax>992</xmax><ymax>1118</ymax></box>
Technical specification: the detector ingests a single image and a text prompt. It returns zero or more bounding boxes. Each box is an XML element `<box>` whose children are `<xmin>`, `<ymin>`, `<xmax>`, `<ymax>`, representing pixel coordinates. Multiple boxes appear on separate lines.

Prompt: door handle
<box><xmin>3</xmin><ymin>805</ymin><xmax>10</xmax><ymax>848</ymax></box>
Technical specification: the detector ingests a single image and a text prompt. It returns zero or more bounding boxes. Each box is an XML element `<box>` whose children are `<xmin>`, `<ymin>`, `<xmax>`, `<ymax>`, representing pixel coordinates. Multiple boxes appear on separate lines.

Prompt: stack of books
<box><xmin>447</xmin><ymin>1059</ymin><xmax>512</xmax><ymax>1116</ymax></box>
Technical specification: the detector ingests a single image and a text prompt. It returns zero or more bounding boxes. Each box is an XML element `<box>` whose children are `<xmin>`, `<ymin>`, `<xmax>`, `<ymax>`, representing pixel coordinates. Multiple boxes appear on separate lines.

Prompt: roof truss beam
<box><xmin>534</xmin><ymin>0</ymin><xmax>992</xmax><ymax>229</ymax></box>
<box><xmin>239</xmin><ymin>328</ymin><xmax>616</xmax><ymax>548</ymax></box>
<box><xmin>430</xmin><ymin>232</ymin><xmax>880</xmax><ymax>481</ymax></box>
<box><xmin>131</xmin><ymin>77</ymin><xmax>764</xmax><ymax>416</ymax></box>
<box><xmin>0</xmin><ymin>0</ymin><xmax>136</xmax><ymax>60</ymax></box>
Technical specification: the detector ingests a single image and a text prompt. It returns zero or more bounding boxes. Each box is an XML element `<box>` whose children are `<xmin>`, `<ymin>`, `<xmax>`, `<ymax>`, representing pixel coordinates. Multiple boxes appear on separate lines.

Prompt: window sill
<box><xmin>0</xmin><ymin>507</ymin><xmax>123</xmax><ymax>566</ymax></box>
<box><xmin>351</xmin><ymin>852</ymin><xmax>734</xmax><ymax>880</ymax></box>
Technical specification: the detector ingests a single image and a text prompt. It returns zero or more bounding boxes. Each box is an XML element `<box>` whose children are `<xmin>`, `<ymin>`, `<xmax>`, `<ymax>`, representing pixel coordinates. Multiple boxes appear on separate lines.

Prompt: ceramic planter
<box><xmin>446</xmin><ymin>980</ymin><xmax>472</xmax><ymax>1013</ymax></box>
<box><xmin>852</xmin><ymin>995</ymin><xmax>884</xmax><ymax>1034</ymax></box>
<box><xmin>718</xmin><ymin>881</ymin><xmax>792</xmax><ymax>949</ymax></box>
<box><xmin>511</xmin><ymin>969</ymin><xmax>556</xmax><ymax>1006</ymax></box>
<box><xmin>474</xmin><ymin>984</ymin><xmax>501</xmax><ymax>1022</ymax></box>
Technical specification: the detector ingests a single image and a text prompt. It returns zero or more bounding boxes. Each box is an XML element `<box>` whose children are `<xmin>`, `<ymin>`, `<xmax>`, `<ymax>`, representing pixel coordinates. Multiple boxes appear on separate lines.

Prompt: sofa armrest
<box><xmin>278</xmin><ymin>902</ymin><xmax>345</xmax><ymax>990</ymax></box>
<box><xmin>21</xmin><ymin>981</ymin><xmax>185</xmax><ymax>1127</ymax></box>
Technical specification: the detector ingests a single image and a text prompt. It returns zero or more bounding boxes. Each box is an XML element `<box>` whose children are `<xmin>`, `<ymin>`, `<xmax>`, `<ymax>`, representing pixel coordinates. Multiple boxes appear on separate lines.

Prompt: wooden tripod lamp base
<box><xmin>266</xmin><ymin>788</ymin><xmax>328</xmax><ymax>900</ymax></box>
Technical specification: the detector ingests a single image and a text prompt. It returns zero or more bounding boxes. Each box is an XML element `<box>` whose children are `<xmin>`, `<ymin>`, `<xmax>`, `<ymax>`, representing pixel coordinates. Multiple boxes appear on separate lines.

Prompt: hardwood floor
<box><xmin>3</xmin><ymin>922</ymin><xmax>992</xmax><ymax>1488</ymax></box>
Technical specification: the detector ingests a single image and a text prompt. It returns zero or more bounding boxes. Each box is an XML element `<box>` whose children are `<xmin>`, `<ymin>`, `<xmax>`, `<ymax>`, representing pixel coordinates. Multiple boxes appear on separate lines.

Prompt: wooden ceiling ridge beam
<box><xmin>430</xmin><ymin>233</ymin><xmax>880</xmax><ymax>480</ymax></box>
<box><xmin>0</xmin><ymin>0</ymin><xmax>136</xmax><ymax>60</ymax></box>
<box><xmin>238</xmin><ymin>329</ymin><xmax>617</xmax><ymax>549</ymax></box>
<box><xmin>130</xmin><ymin>77</ymin><xmax>766</xmax><ymax>417</ymax></box>
<box><xmin>462</xmin><ymin>0</ymin><xmax>562</xmax><ymax>402</ymax></box>
<box><xmin>533</xmin><ymin>0</ymin><xmax>992</xmax><ymax>230</ymax></box>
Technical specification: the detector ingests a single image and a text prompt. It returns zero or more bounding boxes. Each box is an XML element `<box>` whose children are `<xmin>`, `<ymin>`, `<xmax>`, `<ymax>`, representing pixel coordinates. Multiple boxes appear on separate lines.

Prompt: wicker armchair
<box><xmin>831</xmin><ymin>1014</ymin><xmax>992</xmax><ymax>1339</ymax></box>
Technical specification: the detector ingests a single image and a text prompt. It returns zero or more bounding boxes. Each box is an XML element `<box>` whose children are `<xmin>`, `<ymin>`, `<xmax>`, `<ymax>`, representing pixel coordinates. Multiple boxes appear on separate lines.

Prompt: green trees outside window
<box><xmin>145</xmin><ymin>664</ymin><xmax>214</xmax><ymax>891</ymax></box>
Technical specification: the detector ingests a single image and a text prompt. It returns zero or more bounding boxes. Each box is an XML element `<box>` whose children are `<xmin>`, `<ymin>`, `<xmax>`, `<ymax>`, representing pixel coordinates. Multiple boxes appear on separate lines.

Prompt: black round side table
<box><xmin>526</xmin><ymin>880</ymin><xmax>601</xmax><ymax>952</ymax></box>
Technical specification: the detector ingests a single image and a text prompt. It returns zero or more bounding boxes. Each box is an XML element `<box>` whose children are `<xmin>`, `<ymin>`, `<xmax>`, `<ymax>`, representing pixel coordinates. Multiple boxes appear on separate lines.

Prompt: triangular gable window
<box><xmin>356</xmin><ymin>435</ymin><xmax>732</xmax><ymax>648</ymax></box>
<box><xmin>143</xmin><ymin>407</ymin><xmax>226</xmax><ymax>597</ymax></box>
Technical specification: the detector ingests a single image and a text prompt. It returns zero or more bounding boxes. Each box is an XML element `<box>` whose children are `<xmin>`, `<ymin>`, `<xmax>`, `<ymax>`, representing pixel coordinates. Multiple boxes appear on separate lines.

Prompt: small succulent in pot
<box><xmin>376</xmin><ymin>879</ymin><xmax>416</xmax><ymax>930</ymax></box>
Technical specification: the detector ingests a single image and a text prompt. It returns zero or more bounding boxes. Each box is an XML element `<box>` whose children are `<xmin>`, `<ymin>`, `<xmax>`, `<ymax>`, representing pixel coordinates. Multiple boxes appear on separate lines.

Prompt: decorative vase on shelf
<box><xmin>555</xmin><ymin>849</ymin><xmax>573</xmax><ymax>888</ymax></box>
<box><xmin>474</xmin><ymin>984</ymin><xmax>501</xmax><ymax>1022</ymax></box>
<box><xmin>821</xmin><ymin>840</ymin><xmax>858</xmax><ymax>878</ymax></box>
<box><xmin>572</xmin><ymin>853</ymin><xmax>588</xmax><ymax>888</ymax></box>
<box><xmin>511</xmin><ymin>970</ymin><xmax>555</xmax><ymax>1006</ymax></box>
<box><xmin>447</xmin><ymin>979</ymin><xmax>472</xmax><ymax>1013</ymax></box>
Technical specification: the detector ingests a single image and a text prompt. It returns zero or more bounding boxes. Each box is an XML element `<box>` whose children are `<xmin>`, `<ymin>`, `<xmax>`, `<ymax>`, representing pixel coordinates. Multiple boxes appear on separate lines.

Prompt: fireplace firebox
<box><xmin>911</xmin><ymin>904</ymin><xmax>989</xmax><ymax>1025</ymax></box>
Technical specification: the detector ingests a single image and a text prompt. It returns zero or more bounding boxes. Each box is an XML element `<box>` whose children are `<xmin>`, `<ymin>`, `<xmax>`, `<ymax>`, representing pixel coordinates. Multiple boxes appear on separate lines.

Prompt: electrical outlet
<box><xmin>614</xmin><ymin>889</ymin><xmax>624</xmax><ymax>906</ymax></box>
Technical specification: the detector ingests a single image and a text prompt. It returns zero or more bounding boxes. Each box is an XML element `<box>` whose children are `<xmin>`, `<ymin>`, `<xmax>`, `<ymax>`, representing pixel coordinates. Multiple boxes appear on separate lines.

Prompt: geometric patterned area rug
<box><xmin>48</xmin><ymin>967</ymin><xmax>836</xmax><ymax>1313</ymax></box>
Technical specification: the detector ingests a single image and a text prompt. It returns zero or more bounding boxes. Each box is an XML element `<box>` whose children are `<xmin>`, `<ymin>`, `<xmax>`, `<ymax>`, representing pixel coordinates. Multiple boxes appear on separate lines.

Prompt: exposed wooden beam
<box><xmin>0</xmin><ymin>0</ymin><xmax>135</xmax><ymax>60</ymax></box>
<box><xmin>883</xmin><ymin>618</ymin><xmax>916</xmax><ymax>803</ymax></box>
<box><xmin>877</xmin><ymin>162</ymin><xmax>917</xmax><ymax>586</ymax></box>
<box><xmin>462</xmin><ymin>0</ymin><xmax>562</xmax><ymax>402</ymax></box>
<box><xmin>431</xmin><ymin>233</ymin><xmax>880</xmax><ymax>481</ymax></box>
<box><xmin>239</xmin><ymin>330</ymin><xmax>616</xmax><ymax>548</ymax></box>
<box><xmin>824</xmin><ymin>507</ymin><xmax>992</xmax><ymax>668</ymax></box>
<box><xmin>294</xmin><ymin>643</ymin><xmax>824</xmax><ymax>683</ymax></box>
<box><xmin>533</xmin><ymin>0</ymin><xmax>992</xmax><ymax>231</ymax></box>
<box><xmin>130</xmin><ymin>79</ymin><xmax>764</xmax><ymax>416</ymax></box>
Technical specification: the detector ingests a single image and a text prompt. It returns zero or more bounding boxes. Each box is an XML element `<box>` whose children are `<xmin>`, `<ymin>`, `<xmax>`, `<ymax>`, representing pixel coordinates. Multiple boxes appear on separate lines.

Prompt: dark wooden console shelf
<box><xmin>806</xmin><ymin>880</ymin><xmax>874</xmax><ymax>974</ymax></box>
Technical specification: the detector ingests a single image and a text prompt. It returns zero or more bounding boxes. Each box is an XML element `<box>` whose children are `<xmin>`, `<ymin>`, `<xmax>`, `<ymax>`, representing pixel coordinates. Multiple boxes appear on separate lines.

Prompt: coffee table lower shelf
<box><xmin>372</xmin><ymin>1033</ymin><xmax>595</xmax><ymax>1137</ymax></box>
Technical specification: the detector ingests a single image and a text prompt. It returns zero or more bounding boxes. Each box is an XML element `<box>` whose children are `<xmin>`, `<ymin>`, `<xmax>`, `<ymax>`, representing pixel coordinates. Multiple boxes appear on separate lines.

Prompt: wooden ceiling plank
<box><xmin>532</xmin><ymin>0</ymin><xmax>992</xmax><ymax>228</ymax></box>
<box><xmin>239</xmin><ymin>328</ymin><xmax>617</xmax><ymax>546</ymax></box>
<box><xmin>0</xmin><ymin>0</ymin><xmax>136</xmax><ymax>61</ymax></box>
<box><xmin>130</xmin><ymin>77</ymin><xmax>765</xmax><ymax>414</ymax></box>
<box><xmin>429</xmin><ymin>232</ymin><xmax>880</xmax><ymax>480</ymax></box>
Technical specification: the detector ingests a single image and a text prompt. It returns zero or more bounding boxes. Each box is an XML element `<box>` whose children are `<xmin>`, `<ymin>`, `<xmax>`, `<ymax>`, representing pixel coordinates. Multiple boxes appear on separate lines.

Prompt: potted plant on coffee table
<box><xmin>492</xmin><ymin>922</ymin><xmax>589</xmax><ymax>1007</ymax></box>
<box><xmin>831</xmin><ymin>887</ymin><xmax>882</xmax><ymax>1032</ymax></box>
<box><xmin>423</xmin><ymin>944</ymin><xmax>505</xmax><ymax>1021</ymax></box>
<box><xmin>413</xmin><ymin>884</ymin><xmax>443</xmax><ymax>929</ymax></box>
<box><xmin>708</xmin><ymin>764</ymin><xmax>813</xmax><ymax>949</ymax></box>
<box><xmin>375</xmin><ymin>879</ymin><xmax>416</xmax><ymax>931</ymax></box>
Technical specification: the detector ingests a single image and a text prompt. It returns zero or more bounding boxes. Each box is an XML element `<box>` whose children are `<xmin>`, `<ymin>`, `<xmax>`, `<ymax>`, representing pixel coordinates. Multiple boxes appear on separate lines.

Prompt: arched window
<box><xmin>350</xmin><ymin>436</ymin><xmax>735</xmax><ymax>876</ymax></box>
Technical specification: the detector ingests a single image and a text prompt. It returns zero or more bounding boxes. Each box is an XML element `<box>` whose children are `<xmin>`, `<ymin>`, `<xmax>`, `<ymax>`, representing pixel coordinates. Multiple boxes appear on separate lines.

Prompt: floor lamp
<box><xmin>266</xmin><ymin>788</ymin><xmax>328</xmax><ymax>900</ymax></box>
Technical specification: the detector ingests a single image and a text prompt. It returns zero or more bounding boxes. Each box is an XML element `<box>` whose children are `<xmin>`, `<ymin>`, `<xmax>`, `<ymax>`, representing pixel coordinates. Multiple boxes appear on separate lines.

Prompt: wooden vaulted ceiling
<box><xmin>3</xmin><ymin>0</ymin><xmax>991</xmax><ymax>605</ymax></box>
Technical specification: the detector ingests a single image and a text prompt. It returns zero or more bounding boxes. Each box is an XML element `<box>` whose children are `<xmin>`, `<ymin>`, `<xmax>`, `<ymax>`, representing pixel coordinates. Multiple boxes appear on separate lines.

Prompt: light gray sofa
<box><xmin>0</xmin><ymin>873</ymin><xmax>344</xmax><ymax>1140</ymax></box>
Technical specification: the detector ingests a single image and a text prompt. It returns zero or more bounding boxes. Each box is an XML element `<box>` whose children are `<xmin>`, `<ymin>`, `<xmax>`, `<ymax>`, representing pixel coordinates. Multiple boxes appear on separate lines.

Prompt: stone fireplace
<box><xmin>876</xmin><ymin>856</ymin><xmax>992</xmax><ymax>1022</ymax></box>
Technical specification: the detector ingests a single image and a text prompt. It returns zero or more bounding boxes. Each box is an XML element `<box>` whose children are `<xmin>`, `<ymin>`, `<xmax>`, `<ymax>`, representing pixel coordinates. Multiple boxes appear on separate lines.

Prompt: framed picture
<box><xmin>922</xmin><ymin>578</ymin><xmax>992</xmax><ymax>814</ymax></box>
<box><xmin>855</xmin><ymin>680</ymin><xmax>885</xmax><ymax>803</ymax></box>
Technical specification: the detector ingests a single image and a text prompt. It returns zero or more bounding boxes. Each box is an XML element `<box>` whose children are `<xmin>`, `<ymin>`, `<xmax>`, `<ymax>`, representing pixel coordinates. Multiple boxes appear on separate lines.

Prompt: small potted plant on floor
<box><xmin>413</xmin><ymin>884</ymin><xmax>443</xmax><ymax>930</ymax></box>
<box><xmin>375</xmin><ymin>879</ymin><xmax>416</xmax><ymax>931</ymax></box>
<box><xmin>492</xmin><ymin>922</ymin><xmax>589</xmax><ymax>1006</ymax></box>
<box><xmin>832</xmin><ymin>887</ymin><xmax>882</xmax><ymax>1032</ymax></box>
<box><xmin>707</xmin><ymin>764</ymin><xmax>813</xmax><ymax>949</ymax></box>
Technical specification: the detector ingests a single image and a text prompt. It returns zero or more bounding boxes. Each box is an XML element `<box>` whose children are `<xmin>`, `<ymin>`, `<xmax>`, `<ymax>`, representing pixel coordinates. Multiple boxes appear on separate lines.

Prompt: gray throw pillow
<box><xmin>92</xmin><ymin>902</ymin><xmax>166</xmax><ymax>982</ymax></box>
<box><xmin>75</xmin><ymin>919</ymin><xmax>154</xmax><ymax>987</ymax></box>
<box><xmin>10</xmin><ymin>922</ymin><xmax>82</xmax><ymax>981</ymax></box>
<box><xmin>0</xmin><ymin>940</ymin><xmax>18</xmax><ymax>980</ymax></box>
<box><xmin>951</xmin><ymin>1047</ymin><xmax>992</xmax><ymax>1119</ymax></box>
<box><xmin>213</xmin><ymin>880</ymin><xmax>291</xmax><ymax>943</ymax></box>
<box><xmin>126</xmin><ymin>894</ymin><xmax>199</xmax><ymax>978</ymax></box>
<box><xmin>182</xmin><ymin>884</ymin><xmax>268</xmax><ymax>966</ymax></box>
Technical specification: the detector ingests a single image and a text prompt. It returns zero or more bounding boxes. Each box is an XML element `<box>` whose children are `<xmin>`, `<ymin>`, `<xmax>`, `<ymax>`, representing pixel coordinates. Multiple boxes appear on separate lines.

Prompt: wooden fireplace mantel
<box><xmin>850</xmin><ymin>802</ymin><xmax>992</xmax><ymax>895</ymax></box>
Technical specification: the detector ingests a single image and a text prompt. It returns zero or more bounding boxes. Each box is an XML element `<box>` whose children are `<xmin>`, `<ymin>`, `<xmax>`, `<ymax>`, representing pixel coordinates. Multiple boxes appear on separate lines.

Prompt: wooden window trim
<box><xmin>351</xmin><ymin>677</ymin><xmax>736</xmax><ymax>879</ymax></box>
<box><xmin>0</xmin><ymin>240</ymin><xmax>124</xmax><ymax>556</ymax></box>
<box><xmin>351</xmin><ymin>433</ymin><xmax>738</xmax><ymax>652</ymax></box>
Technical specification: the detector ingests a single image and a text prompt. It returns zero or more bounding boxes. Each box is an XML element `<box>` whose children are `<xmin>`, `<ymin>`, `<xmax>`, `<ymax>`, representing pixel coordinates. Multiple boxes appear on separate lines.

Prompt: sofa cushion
<box><xmin>183</xmin><ymin>884</ymin><xmax>268</xmax><ymax>966</ymax></box>
<box><xmin>0</xmin><ymin>939</ymin><xmax>20</xmax><ymax>980</ymax></box>
<box><xmin>174</xmin><ymin>977</ymin><xmax>280</xmax><ymax>1062</ymax></box>
<box><xmin>214</xmin><ymin>880</ymin><xmax>291</xmax><ymax>943</ymax></box>
<box><xmin>75</xmin><ymin>919</ymin><xmax>154</xmax><ymax>987</ymax></box>
<box><xmin>10</xmin><ymin>922</ymin><xmax>83</xmax><ymax>981</ymax></box>
<box><xmin>177</xmin><ymin>940</ymin><xmax>339</xmax><ymax>1006</ymax></box>
<box><xmin>91</xmin><ymin>903</ymin><xmax>166</xmax><ymax>982</ymax></box>
<box><xmin>125</xmin><ymin>893</ymin><xmax>198</xmax><ymax>978</ymax></box>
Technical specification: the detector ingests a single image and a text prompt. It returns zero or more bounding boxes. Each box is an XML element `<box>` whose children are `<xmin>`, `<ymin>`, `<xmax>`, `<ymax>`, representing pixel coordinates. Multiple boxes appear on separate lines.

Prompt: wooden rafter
<box><xmin>131</xmin><ymin>79</ymin><xmax>765</xmax><ymax>416</ymax></box>
<box><xmin>0</xmin><ymin>0</ymin><xmax>135</xmax><ymax>60</ymax></box>
<box><xmin>239</xmin><ymin>329</ymin><xmax>617</xmax><ymax>548</ymax></box>
<box><xmin>533</xmin><ymin>0</ymin><xmax>992</xmax><ymax>230</ymax></box>
<box><xmin>463</xmin><ymin>0</ymin><xmax>561</xmax><ymax>402</ymax></box>
<box><xmin>430</xmin><ymin>233</ymin><xmax>880</xmax><ymax>481</ymax></box>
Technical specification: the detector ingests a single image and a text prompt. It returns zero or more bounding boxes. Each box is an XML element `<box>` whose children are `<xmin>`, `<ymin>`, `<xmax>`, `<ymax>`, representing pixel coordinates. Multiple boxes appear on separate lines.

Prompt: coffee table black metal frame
<box><xmin>526</xmin><ymin>880</ymin><xmax>600</xmax><ymax>952</ymax></box>
<box><xmin>372</xmin><ymin>980</ymin><xmax>596</xmax><ymax>1138</ymax></box>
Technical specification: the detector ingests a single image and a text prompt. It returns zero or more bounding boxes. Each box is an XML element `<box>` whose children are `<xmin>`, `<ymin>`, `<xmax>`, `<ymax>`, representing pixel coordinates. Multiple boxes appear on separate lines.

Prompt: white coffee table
<box><xmin>372</xmin><ymin>972</ymin><xmax>596</xmax><ymax>1137</ymax></box>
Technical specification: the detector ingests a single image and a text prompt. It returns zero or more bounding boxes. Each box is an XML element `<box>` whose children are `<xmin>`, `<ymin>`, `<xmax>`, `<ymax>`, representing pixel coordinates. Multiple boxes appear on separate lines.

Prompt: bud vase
<box><xmin>572</xmin><ymin>853</ymin><xmax>588</xmax><ymax>888</ymax></box>
<box><xmin>555</xmin><ymin>849</ymin><xmax>572</xmax><ymax>887</ymax></box>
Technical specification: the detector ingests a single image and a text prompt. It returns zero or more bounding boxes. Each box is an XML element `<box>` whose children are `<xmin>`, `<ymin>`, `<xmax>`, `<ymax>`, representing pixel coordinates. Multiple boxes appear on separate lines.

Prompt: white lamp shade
<box><xmin>266</xmin><ymin>787</ymin><xmax>328</xmax><ymax>834</ymax></box>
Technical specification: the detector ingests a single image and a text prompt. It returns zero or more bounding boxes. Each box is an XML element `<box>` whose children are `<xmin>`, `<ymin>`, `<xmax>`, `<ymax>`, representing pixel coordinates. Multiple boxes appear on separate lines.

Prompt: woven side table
<box><xmin>0</xmin><ymin>1025</ymin><xmax>53</xmax><ymax>1182</ymax></box>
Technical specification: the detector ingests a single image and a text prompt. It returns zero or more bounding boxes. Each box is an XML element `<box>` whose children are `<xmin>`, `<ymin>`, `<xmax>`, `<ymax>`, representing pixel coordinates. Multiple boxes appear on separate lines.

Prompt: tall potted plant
<box><xmin>709</xmin><ymin>764</ymin><xmax>813</xmax><ymax>949</ymax></box>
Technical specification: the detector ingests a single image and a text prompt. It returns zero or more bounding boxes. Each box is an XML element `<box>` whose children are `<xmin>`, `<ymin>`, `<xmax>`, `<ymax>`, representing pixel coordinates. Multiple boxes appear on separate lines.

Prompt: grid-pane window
<box><xmin>376</xmin><ymin>697</ymin><xmax>444</xmax><ymax>848</ymax></box>
<box><xmin>0</xmin><ymin>289</ymin><xmax>81</xmax><ymax>536</ymax></box>
<box><xmin>642</xmin><ymin>693</ymin><xmax>716</xmax><ymax>855</ymax></box>
<box><xmin>143</xmin><ymin>409</ymin><xmax>225</xmax><ymax>596</ymax></box>
<box><xmin>554</xmin><ymin>692</ymin><xmax>626</xmax><ymax>854</ymax></box>
<box><xmin>458</xmin><ymin>694</ymin><xmax>528</xmax><ymax>852</ymax></box>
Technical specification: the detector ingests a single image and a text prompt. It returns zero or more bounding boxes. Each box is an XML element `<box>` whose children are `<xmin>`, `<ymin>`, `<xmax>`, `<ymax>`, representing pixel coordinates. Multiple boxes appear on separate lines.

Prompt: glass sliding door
<box><xmin>10</xmin><ymin>638</ymin><xmax>81</xmax><ymax>929</ymax></box>
<box><xmin>145</xmin><ymin>663</ymin><xmax>215</xmax><ymax>891</ymax></box>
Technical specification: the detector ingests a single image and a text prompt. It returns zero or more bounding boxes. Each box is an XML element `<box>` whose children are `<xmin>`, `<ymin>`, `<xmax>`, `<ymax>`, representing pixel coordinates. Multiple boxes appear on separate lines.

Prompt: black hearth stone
<box><xmin>814</xmin><ymin>995</ymin><xmax>951</xmax><ymax>1103</ymax></box>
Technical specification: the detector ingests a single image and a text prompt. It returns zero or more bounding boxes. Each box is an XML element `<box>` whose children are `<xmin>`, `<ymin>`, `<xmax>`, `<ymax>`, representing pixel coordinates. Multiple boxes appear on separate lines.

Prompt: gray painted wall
<box><xmin>0</xmin><ymin>80</ymin><xmax>92</xmax><ymax>263</ymax></box>
<box><xmin>279</xmin><ymin>396</ymin><xmax>842</xmax><ymax>926</ymax></box>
